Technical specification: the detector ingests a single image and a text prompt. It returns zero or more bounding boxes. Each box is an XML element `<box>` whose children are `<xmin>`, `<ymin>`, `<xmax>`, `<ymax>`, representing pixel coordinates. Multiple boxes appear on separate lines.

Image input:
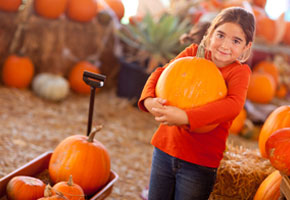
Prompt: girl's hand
<box><xmin>144</xmin><ymin>97</ymin><xmax>167</xmax><ymax>117</ymax></box>
<box><xmin>152</xmin><ymin>105</ymin><xmax>189</xmax><ymax>126</ymax></box>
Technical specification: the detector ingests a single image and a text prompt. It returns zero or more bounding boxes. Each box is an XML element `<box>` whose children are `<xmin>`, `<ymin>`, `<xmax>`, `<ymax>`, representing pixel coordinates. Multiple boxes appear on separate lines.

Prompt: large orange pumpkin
<box><xmin>253</xmin><ymin>170</ymin><xmax>282</xmax><ymax>200</ymax></box>
<box><xmin>66</xmin><ymin>0</ymin><xmax>98</xmax><ymax>22</ymax></box>
<box><xmin>6</xmin><ymin>176</ymin><xmax>46</xmax><ymax>200</ymax></box>
<box><xmin>2</xmin><ymin>55</ymin><xmax>34</xmax><ymax>88</ymax></box>
<box><xmin>266</xmin><ymin>128</ymin><xmax>290</xmax><ymax>176</ymax></box>
<box><xmin>256</xmin><ymin>16</ymin><xmax>276</xmax><ymax>43</ymax></box>
<box><xmin>229</xmin><ymin>108</ymin><xmax>247</xmax><ymax>134</ymax></box>
<box><xmin>68</xmin><ymin>61</ymin><xmax>100</xmax><ymax>94</ymax></box>
<box><xmin>48</xmin><ymin>126</ymin><xmax>111</xmax><ymax>196</ymax></box>
<box><xmin>52</xmin><ymin>175</ymin><xmax>85</xmax><ymax>200</ymax></box>
<box><xmin>34</xmin><ymin>0</ymin><xmax>68</xmax><ymax>19</ymax></box>
<box><xmin>0</xmin><ymin>0</ymin><xmax>21</xmax><ymax>12</ymax></box>
<box><xmin>246</xmin><ymin>72</ymin><xmax>275</xmax><ymax>104</ymax></box>
<box><xmin>258</xmin><ymin>105</ymin><xmax>290</xmax><ymax>158</ymax></box>
<box><xmin>156</xmin><ymin>57</ymin><xmax>227</xmax><ymax>133</ymax></box>
<box><xmin>253</xmin><ymin>61</ymin><xmax>279</xmax><ymax>86</ymax></box>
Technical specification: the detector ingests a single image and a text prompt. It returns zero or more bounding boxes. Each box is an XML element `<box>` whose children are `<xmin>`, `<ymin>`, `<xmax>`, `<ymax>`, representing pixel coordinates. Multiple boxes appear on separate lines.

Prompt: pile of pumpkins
<box><xmin>0</xmin><ymin>0</ymin><xmax>125</xmax><ymax>23</ymax></box>
<box><xmin>1</xmin><ymin>54</ymin><xmax>102</xmax><ymax>101</ymax></box>
<box><xmin>6</xmin><ymin>126</ymin><xmax>111</xmax><ymax>200</ymax></box>
<box><xmin>253</xmin><ymin>105</ymin><xmax>290</xmax><ymax>199</ymax></box>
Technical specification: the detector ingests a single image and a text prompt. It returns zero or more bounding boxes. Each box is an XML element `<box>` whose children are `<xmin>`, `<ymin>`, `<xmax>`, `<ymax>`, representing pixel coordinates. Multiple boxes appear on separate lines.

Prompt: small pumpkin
<box><xmin>266</xmin><ymin>128</ymin><xmax>290</xmax><ymax>176</ymax></box>
<box><xmin>34</xmin><ymin>0</ymin><xmax>68</xmax><ymax>19</ymax></box>
<box><xmin>32</xmin><ymin>73</ymin><xmax>70</xmax><ymax>101</ymax></box>
<box><xmin>258</xmin><ymin>105</ymin><xmax>290</xmax><ymax>158</ymax></box>
<box><xmin>0</xmin><ymin>0</ymin><xmax>21</xmax><ymax>12</ymax></box>
<box><xmin>103</xmin><ymin>0</ymin><xmax>125</xmax><ymax>21</ymax></box>
<box><xmin>68</xmin><ymin>61</ymin><xmax>101</xmax><ymax>94</ymax></box>
<box><xmin>6</xmin><ymin>176</ymin><xmax>46</xmax><ymax>200</ymax></box>
<box><xmin>66</xmin><ymin>0</ymin><xmax>98</xmax><ymax>22</ymax></box>
<box><xmin>253</xmin><ymin>61</ymin><xmax>279</xmax><ymax>86</ymax></box>
<box><xmin>52</xmin><ymin>175</ymin><xmax>85</xmax><ymax>200</ymax></box>
<box><xmin>2</xmin><ymin>54</ymin><xmax>34</xmax><ymax>88</ymax></box>
<box><xmin>229</xmin><ymin>108</ymin><xmax>247</xmax><ymax>134</ymax></box>
<box><xmin>275</xmin><ymin>83</ymin><xmax>288</xmax><ymax>99</ymax></box>
<box><xmin>246</xmin><ymin>72</ymin><xmax>276</xmax><ymax>104</ymax></box>
<box><xmin>48</xmin><ymin>126</ymin><xmax>111</xmax><ymax>196</ymax></box>
<box><xmin>253</xmin><ymin>170</ymin><xmax>282</xmax><ymax>200</ymax></box>
<box><xmin>155</xmin><ymin>56</ymin><xmax>227</xmax><ymax>133</ymax></box>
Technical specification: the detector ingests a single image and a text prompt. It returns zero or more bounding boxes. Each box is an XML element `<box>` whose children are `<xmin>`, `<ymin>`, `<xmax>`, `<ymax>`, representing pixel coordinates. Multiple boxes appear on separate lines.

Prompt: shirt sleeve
<box><xmin>185</xmin><ymin>64</ymin><xmax>252</xmax><ymax>132</ymax></box>
<box><xmin>138</xmin><ymin>44</ymin><xmax>198</xmax><ymax>112</ymax></box>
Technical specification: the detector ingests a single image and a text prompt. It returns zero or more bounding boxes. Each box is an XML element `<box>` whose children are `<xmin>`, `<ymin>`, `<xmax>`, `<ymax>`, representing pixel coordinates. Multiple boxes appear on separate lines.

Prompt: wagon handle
<box><xmin>83</xmin><ymin>71</ymin><xmax>106</xmax><ymax>136</ymax></box>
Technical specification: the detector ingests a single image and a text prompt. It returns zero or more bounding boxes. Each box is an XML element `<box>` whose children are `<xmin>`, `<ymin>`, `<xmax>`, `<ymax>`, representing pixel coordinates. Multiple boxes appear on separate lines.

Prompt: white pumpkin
<box><xmin>32</xmin><ymin>73</ymin><xmax>70</xmax><ymax>101</ymax></box>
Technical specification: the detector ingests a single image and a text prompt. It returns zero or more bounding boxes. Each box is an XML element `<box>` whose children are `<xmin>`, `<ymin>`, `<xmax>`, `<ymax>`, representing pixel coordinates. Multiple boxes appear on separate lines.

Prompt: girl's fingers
<box><xmin>156</xmin><ymin>98</ymin><xmax>167</xmax><ymax>105</ymax></box>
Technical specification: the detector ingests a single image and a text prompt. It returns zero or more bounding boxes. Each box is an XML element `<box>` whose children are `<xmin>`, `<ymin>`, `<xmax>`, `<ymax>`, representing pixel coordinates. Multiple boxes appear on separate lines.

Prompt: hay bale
<box><xmin>0</xmin><ymin>3</ymin><xmax>120</xmax><ymax>88</ymax></box>
<box><xmin>0</xmin><ymin>11</ymin><xmax>19</xmax><ymax>73</ymax></box>
<box><xmin>209</xmin><ymin>142</ymin><xmax>275</xmax><ymax>200</ymax></box>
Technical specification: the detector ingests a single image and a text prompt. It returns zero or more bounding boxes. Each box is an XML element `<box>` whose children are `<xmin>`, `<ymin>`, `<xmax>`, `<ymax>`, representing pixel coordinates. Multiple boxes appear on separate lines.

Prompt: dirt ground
<box><xmin>0</xmin><ymin>86</ymin><xmax>266</xmax><ymax>200</ymax></box>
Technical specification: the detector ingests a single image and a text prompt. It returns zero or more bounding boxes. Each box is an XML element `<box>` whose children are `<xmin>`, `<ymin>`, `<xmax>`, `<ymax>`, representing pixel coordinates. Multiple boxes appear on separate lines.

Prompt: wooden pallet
<box><xmin>281</xmin><ymin>174</ymin><xmax>290</xmax><ymax>200</ymax></box>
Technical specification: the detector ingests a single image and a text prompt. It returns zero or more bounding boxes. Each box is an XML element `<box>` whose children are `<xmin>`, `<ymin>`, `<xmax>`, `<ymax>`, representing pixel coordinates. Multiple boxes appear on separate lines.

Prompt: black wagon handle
<box><xmin>83</xmin><ymin>71</ymin><xmax>106</xmax><ymax>136</ymax></box>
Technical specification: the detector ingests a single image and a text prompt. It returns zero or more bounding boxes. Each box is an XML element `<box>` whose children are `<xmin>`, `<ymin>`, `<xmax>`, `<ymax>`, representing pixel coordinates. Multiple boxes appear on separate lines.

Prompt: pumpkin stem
<box><xmin>87</xmin><ymin>125</ymin><xmax>103</xmax><ymax>142</ymax></box>
<box><xmin>196</xmin><ymin>44</ymin><xmax>205</xmax><ymax>59</ymax></box>
<box><xmin>67</xmin><ymin>175</ymin><xmax>74</xmax><ymax>186</ymax></box>
<box><xmin>44</xmin><ymin>184</ymin><xmax>53</xmax><ymax>197</ymax></box>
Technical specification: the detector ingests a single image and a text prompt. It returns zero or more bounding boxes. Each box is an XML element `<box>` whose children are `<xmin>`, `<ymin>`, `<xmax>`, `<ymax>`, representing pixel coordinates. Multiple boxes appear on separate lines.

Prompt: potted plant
<box><xmin>116</xmin><ymin>12</ymin><xmax>190</xmax><ymax>104</ymax></box>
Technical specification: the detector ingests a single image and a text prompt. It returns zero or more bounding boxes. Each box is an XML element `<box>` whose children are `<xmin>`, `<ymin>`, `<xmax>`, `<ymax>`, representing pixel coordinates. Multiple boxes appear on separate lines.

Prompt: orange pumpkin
<box><xmin>258</xmin><ymin>105</ymin><xmax>290</xmax><ymax>158</ymax></box>
<box><xmin>6</xmin><ymin>176</ymin><xmax>46</xmax><ymax>200</ymax></box>
<box><xmin>0</xmin><ymin>0</ymin><xmax>21</xmax><ymax>12</ymax></box>
<box><xmin>48</xmin><ymin>126</ymin><xmax>111</xmax><ymax>196</ymax></box>
<box><xmin>38</xmin><ymin>185</ymin><xmax>66</xmax><ymax>200</ymax></box>
<box><xmin>253</xmin><ymin>170</ymin><xmax>282</xmax><ymax>200</ymax></box>
<box><xmin>256</xmin><ymin>16</ymin><xmax>276</xmax><ymax>43</ymax></box>
<box><xmin>2</xmin><ymin>55</ymin><xmax>34</xmax><ymax>88</ymax></box>
<box><xmin>229</xmin><ymin>108</ymin><xmax>247</xmax><ymax>134</ymax></box>
<box><xmin>68</xmin><ymin>61</ymin><xmax>100</xmax><ymax>94</ymax></box>
<box><xmin>275</xmin><ymin>83</ymin><xmax>288</xmax><ymax>99</ymax></box>
<box><xmin>253</xmin><ymin>61</ymin><xmax>279</xmax><ymax>86</ymax></box>
<box><xmin>67</xmin><ymin>0</ymin><xmax>98</xmax><ymax>22</ymax></box>
<box><xmin>97</xmin><ymin>0</ymin><xmax>125</xmax><ymax>21</ymax></box>
<box><xmin>246</xmin><ymin>72</ymin><xmax>275</xmax><ymax>104</ymax></box>
<box><xmin>34</xmin><ymin>0</ymin><xmax>68</xmax><ymax>19</ymax></box>
<box><xmin>156</xmin><ymin>57</ymin><xmax>227</xmax><ymax>133</ymax></box>
<box><xmin>266</xmin><ymin>128</ymin><xmax>290</xmax><ymax>176</ymax></box>
<box><xmin>52</xmin><ymin>175</ymin><xmax>85</xmax><ymax>200</ymax></box>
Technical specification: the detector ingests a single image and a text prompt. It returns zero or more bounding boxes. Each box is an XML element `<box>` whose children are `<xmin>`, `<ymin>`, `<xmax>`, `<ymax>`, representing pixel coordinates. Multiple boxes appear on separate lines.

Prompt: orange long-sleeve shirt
<box><xmin>138</xmin><ymin>44</ymin><xmax>251</xmax><ymax>168</ymax></box>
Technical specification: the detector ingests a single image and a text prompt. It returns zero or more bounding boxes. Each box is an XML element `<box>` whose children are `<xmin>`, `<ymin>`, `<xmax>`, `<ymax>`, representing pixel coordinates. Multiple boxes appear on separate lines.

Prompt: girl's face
<box><xmin>208</xmin><ymin>22</ymin><xmax>252</xmax><ymax>67</ymax></box>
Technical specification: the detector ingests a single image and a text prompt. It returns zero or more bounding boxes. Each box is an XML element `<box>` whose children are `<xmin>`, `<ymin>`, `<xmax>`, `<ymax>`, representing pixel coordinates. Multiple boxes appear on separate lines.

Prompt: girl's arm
<box><xmin>184</xmin><ymin>64</ymin><xmax>251</xmax><ymax>132</ymax></box>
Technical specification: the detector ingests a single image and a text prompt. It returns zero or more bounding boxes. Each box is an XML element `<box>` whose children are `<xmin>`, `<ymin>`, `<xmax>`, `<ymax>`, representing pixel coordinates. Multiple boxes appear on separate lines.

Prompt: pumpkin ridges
<box><xmin>49</xmin><ymin>128</ymin><xmax>110</xmax><ymax>196</ymax></box>
<box><xmin>156</xmin><ymin>56</ymin><xmax>227</xmax><ymax>133</ymax></box>
<box><xmin>253</xmin><ymin>170</ymin><xmax>282</xmax><ymax>200</ymax></box>
<box><xmin>6</xmin><ymin>176</ymin><xmax>46</xmax><ymax>200</ymax></box>
<box><xmin>258</xmin><ymin>105</ymin><xmax>290</xmax><ymax>158</ymax></box>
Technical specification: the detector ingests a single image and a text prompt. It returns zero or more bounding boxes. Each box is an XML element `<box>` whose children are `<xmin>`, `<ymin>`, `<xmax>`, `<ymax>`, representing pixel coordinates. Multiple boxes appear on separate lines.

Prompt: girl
<box><xmin>138</xmin><ymin>7</ymin><xmax>255</xmax><ymax>200</ymax></box>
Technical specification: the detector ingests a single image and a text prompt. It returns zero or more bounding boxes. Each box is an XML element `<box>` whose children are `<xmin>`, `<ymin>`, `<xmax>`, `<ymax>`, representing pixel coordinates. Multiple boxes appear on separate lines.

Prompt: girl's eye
<box><xmin>233</xmin><ymin>39</ymin><xmax>241</xmax><ymax>44</ymax></box>
<box><xmin>216</xmin><ymin>33</ymin><xmax>224</xmax><ymax>39</ymax></box>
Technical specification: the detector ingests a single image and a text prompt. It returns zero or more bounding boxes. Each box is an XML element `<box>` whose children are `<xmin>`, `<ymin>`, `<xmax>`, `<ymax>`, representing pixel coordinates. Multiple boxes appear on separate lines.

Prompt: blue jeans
<box><xmin>148</xmin><ymin>148</ymin><xmax>217</xmax><ymax>200</ymax></box>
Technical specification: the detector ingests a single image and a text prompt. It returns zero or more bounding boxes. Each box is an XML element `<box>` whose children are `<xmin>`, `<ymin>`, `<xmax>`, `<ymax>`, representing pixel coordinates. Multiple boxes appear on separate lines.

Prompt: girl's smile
<box><xmin>208</xmin><ymin>22</ymin><xmax>252</xmax><ymax>67</ymax></box>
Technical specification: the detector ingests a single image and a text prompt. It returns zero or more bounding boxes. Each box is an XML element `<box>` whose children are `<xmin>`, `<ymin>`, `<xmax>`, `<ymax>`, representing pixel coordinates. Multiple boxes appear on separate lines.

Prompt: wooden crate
<box><xmin>0</xmin><ymin>151</ymin><xmax>118</xmax><ymax>200</ymax></box>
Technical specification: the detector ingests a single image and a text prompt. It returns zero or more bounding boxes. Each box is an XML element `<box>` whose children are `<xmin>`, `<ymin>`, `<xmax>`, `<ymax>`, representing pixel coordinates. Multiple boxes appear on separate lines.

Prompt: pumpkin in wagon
<box><xmin>48</xmin><ymin>126</ymin><xmax>110</xmax><ymax>196</ymax></box>
<box><xmin>155</xmin><ymin>49</ymin><xmax>227</xmax><ymax>133</ymax></box>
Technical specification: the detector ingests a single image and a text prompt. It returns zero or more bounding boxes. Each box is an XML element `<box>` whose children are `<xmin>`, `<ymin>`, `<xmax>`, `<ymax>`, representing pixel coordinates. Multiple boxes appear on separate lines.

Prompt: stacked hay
<box><xmin>0</xmin><ymin>2</ymin><xmax>119</xmax><ymax>88</ymax></box>
<box><xmin>209</xmin><ymin>142</ymin><xmax>275</xmax><ymax>200</ymax></box>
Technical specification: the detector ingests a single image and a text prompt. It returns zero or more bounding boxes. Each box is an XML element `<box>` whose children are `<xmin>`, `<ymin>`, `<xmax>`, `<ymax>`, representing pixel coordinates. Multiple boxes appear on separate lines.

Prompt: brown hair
<box><xmin>180</xmin><ymin>22</ymin><xmax>210</xmax><ymax>45</ymax></box>
<box><xmin>201</xmin><ymin>7</ymin><xmax>256</xmax><ymax>62</ymax></box>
